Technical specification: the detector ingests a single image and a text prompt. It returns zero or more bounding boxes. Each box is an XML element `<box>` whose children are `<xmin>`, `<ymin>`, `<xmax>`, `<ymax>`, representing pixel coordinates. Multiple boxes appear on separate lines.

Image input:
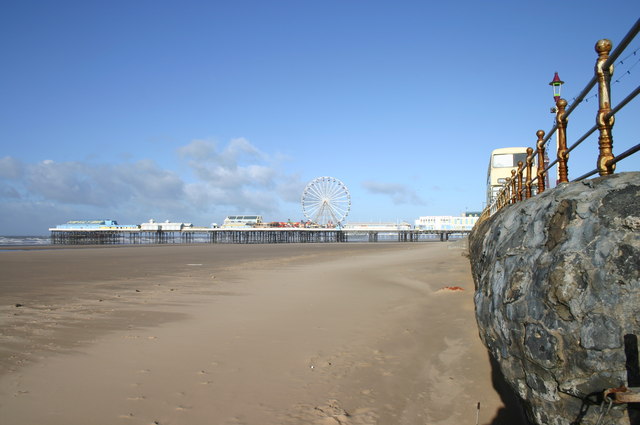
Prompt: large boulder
<box><xmin>469</xmin><ymin>172</ymin><xmax>640</xmax><ymax>425</ymax></box>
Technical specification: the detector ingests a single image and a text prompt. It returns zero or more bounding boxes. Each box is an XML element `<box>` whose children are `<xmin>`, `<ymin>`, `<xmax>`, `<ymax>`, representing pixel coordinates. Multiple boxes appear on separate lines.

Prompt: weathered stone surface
<box><xmin>470</xmin><ymin>172</ymin><xmax>640</xmax><ymax>425</ymax></box>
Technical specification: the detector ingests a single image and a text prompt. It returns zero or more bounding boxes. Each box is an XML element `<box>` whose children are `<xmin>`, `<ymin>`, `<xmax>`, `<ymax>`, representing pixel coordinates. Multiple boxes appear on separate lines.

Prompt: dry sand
<box><xmin>0</xmin><ymin>241</ymin><xmax>509</xmax><ymax>425</ymax></box>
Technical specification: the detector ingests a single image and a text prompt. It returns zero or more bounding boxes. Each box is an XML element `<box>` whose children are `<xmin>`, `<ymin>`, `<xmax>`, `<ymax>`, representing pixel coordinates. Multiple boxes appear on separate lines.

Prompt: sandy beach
<box><xmin>0</xmin><ymin>241</ymin><xmax>514</xmax><ymax>425</ymax></box>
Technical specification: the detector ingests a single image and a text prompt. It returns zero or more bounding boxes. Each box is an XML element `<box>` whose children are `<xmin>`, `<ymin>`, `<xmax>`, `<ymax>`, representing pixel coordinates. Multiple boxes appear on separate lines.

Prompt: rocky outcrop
<box><xmin>469</xmin><ymin>172</ymin><xmax>640</xmax><ymax>425</ymax></box>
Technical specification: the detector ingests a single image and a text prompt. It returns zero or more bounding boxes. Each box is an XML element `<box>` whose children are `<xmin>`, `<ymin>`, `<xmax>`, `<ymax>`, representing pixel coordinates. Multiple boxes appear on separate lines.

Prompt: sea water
<box><xmin>0</xmin><ymin>236</ymin><xmax>51</xmax><ymax>247</ymax></box>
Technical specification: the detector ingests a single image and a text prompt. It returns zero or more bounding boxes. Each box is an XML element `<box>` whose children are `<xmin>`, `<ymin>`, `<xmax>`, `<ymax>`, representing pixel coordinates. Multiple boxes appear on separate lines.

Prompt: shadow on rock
<box><xmin>486</xmin><ymin>353</ymin><xmax>530</xmax><ymax>425</ymax></box>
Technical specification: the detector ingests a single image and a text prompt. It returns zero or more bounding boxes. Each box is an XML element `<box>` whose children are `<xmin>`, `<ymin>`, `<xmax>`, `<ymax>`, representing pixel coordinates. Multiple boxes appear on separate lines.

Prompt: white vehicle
<box><xmin>486</xmin><ymin>147</ymin><xmax>529</xmax><ymax>206</ymax></box>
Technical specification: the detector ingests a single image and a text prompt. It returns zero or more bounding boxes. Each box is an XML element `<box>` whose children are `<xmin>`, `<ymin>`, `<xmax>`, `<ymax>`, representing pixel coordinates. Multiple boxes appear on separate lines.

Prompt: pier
<box><xmin>49</xmin><ymin>228</ymin><xmax>470</xmax><ymax>245</ymax></box>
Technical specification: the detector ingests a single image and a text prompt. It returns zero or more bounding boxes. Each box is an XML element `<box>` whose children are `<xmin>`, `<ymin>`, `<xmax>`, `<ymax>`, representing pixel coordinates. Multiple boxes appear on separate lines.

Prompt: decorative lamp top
<box><xmin>549</xmin><ymin>72</ymin><xmax>564</xmax><ymax>103</ymax></box>
<box><xmin>549</xmin><ymin>72</ymin><xmax>564</xmax><ymax>86</ymax></box>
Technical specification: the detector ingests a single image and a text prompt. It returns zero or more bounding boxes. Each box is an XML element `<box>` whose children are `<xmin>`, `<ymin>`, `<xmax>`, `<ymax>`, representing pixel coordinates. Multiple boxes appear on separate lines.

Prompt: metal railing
<box><xmin>480</xmin><ymin>18</ymin><xmax>640</xmax><ymax>222</ymax></box>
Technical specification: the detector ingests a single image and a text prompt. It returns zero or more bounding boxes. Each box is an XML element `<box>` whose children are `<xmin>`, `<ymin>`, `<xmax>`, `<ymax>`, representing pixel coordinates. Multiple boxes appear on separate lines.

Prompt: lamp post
<box><xmin>549</xmin><ymin>72</ymin><xmax>566</xmax><ymax>185</ymax></box>
<box><xmin>549</xmin><ymin>72</ymin><xmax>565</xmax><ymax>107</ymax></box>
<box><xmin>549</xmin><ymin>72</ymin><xmax>569</xmax><ymax>184</ymax></box>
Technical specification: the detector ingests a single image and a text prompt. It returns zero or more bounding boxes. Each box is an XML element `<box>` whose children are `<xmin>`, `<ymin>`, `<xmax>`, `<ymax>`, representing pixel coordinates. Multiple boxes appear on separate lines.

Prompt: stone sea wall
<box><xmin>469</xmin><ymin>172</ymin><xmax>640</xmax><ymax>425</ymax></box>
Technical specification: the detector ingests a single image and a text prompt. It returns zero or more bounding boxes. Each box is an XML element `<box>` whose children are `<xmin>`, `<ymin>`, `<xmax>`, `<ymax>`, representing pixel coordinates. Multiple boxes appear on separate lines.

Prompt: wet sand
<box><xmin>0</xmin><ymin>242</ymin><xmax>505</xmax><ymax>424</ymax></box>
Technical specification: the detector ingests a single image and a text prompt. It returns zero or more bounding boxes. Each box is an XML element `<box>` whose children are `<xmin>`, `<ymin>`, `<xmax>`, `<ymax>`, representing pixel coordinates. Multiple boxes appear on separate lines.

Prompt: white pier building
<box><xmin>414</xmin><ymin>213</ymin><xmax>479</xmax><ymax>231</ymax></box>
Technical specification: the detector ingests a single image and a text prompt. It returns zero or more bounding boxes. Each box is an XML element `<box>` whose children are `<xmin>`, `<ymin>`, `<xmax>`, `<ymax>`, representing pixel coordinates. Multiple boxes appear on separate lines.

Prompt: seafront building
<box><xmin>140</xmin><ymin>219</ymin><xmax>193</xmax><ymax>231</ymax></box>
<box><xmin>342</xmin><ymin>222</ymin><xmax>412</xmax><ymax>231</ymax></box>
<box><xmin>53</xmin><ymin>219</ymin><xmax>138</xmax><ymax>230</ymax></box>
<box><xmin>414</xmin><ymin>213</ymin><xmax>480</xmax><ymax>231</ymax></box>
<box><xmin>221</xmin><ymin>215</ymin><xmax>264</xmax><ymax>229</ymax></box>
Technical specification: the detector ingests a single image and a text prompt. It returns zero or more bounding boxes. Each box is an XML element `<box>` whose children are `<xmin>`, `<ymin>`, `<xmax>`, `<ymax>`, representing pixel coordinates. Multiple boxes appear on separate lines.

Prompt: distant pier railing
<box><xmin>481</xmin><ymin>18</ymin><xmax>640</xmax><ymax>222</ymax></box>
<box><xmin>49</xmin><ymin>228</ymin><xmax>470</xmax><ymax>245</ymax></box>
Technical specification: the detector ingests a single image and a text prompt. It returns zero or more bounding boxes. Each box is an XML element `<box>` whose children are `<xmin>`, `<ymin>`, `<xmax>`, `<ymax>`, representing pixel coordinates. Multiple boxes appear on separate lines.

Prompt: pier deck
<box><xmin>49</xmin><ymin>228</ymin><xmax>470</xmax><ymax>245</ymax></box>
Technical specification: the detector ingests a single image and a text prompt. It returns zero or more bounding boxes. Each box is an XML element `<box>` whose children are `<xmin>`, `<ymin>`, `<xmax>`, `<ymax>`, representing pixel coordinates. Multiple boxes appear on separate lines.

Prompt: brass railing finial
<box><xmin>595</xmin><ymin>39</ymin><xmax>616</xmax><ymax>176</ymax></box>
<box><xmin>555</xmin><ymin>98</ymin><xmax>569</xmax><ymax>183</ymax></box>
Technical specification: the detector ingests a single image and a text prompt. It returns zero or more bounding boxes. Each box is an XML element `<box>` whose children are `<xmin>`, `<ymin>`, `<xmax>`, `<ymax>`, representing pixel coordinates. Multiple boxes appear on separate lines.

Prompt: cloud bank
<box><xmin>0</xmin><ymin>138</ymin><xmax>306</xmax><ymax>234</ymax></box>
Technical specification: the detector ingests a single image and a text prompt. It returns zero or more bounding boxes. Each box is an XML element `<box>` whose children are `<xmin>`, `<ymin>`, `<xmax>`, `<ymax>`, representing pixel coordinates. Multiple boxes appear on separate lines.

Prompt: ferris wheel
<box><xmin>301</xmin><ymin>176</ymin><xmax>351</xmax><ymax>226</ymax></box>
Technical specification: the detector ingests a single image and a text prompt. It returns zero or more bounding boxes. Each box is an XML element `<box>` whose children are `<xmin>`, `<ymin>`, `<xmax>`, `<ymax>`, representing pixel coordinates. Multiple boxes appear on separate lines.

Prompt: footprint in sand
<box><xmin>219</xmin><ymin>416</ymin><xmax>248</xmax><ymax>425</ymax></box>
<box><xmin>310</xmin><ymin>399</ymin><xmax>378</xmax><ymax>425</ymax></box>
<box><xmin>117</xmin><ymin>413</ymin><xmax>135</xmax><ymax>419</ymax></box>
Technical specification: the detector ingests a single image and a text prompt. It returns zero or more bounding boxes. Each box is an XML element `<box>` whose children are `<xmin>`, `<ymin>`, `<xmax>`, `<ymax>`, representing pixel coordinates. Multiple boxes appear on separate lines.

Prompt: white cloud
<box><xmin>177</xmin><ymin>139</ymin><xmax>217</xmax><ymax>160</ymax></box>
<box><xmin>179</xmin><ymin>138</ymin><xmax>276</xmax><ymax>190</ymax></box>
<box><xmin>175</xmin><ymin>139</ymin><xmax>314</xmax><ymax>220</ymax></box>
<box><xmin>276</xmin><ymin>174</ymin><xmax>306</xmax><ymax>203</ymax></box>
<box><xmin>0</xmin><ymin>138</ymin><xmax>306</xmax><ymax>234</ymax></box>
<box><xmin>21</xmin><ymin>159</ymin><xmax>186</xmax><ymax>208</ymax></box>
<box><xmin>26</xmin><ymin>160</ymin><xmax>111</xmax><ymax>206</ymax></box>
<box><xmin>178</xmin><ymin>137</ymin><xmax>265</xmax><ymax>165</ymax></box>
<box><xmin>0</xmin><ymin>156</ymin><xmax>24</xmax><ymax>179</ymax></box>
<box><xmin>0</xmin><ymin>182</ymin><xmax>20</xmax><ymax>199</ymax></box>
<box><xmin>183</xmin><ymin>183</ymin><xmax>224</xmax><ymax>209</ymax></box>
<box><xmin>361</xmin><ymin>180</ymin><xmax>425</xmax><ymax>205</ymax></box>
<box><xmin>114</xmin><ymin>160</ymin><xmax>185</xmax><ymax>202</ymax></box>
<box><xmin>224</xmin><ymin>137</ymin><xmax>264</xmax><ymax>161</ymax></box>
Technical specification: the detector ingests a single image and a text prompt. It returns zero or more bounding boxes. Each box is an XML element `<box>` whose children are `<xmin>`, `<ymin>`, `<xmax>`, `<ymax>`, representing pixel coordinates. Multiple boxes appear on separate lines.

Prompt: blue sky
<box><xmin>1</xmin><ymin>1</ymin><xmax>638</xmax><ymax>234</ymax></box>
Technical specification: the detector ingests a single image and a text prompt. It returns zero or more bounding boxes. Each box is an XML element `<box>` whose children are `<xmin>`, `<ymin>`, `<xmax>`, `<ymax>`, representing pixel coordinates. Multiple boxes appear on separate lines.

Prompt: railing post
<box><xmin>525</xmin><ymin>147</ymin><xmax>534</xmax><ymax>199</ymax></box>
<box><xmin>504</xmin><ymin>178</ymin><xmax>511</xmax><ymax>206</ymax></box>
<box><xmin>595</xmin><ymin>39</ymin><xmax>616</xmax><ymax>176</ymax></box>
<box><xmin>536</xmin><ymin>130</ymin><xmax>546</xmax><ymax>194</ymax></box>
<box><xmin>516</xmin><ymin>161</ymin><xmax>524</xmax><ymax>201</ymax></box>
<box><xmin>555</xmin><ymin>98</ymin><xmax>569</xmax><ymax>183</ymax></box>
<box><xmin>510</xmin><ymin>170</ymin><xmax>517</xmax><ymax>204</ymax></box>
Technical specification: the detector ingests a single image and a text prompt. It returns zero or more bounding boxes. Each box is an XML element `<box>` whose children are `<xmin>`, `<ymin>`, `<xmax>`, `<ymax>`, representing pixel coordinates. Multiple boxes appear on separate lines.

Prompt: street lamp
<box><xmin>548</xmin><ymin>72</ymin><xmax>568</xmax><ymax>184</ymax></box>
<box><xmin>545</xmin><ymin>72</ymin><xmax>566</xmax><ymax>187</ymax></box>
<box><xmin>549</xmin><ymin>72</ymin><xmax>564</xmax><ymax>106</ymax></box>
